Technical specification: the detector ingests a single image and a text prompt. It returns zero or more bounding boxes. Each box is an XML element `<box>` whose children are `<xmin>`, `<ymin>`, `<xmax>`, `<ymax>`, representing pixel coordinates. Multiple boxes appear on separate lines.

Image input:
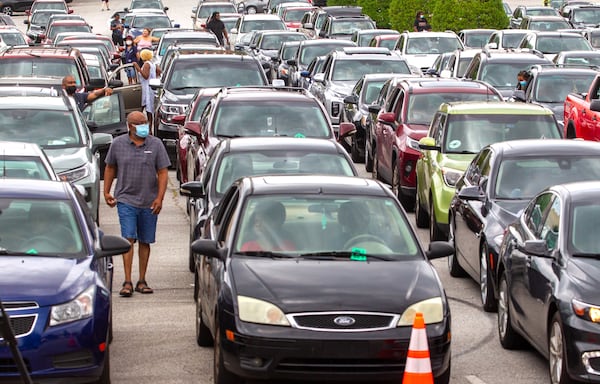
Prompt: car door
<box><xmin>454</xmin><ymin>148</ymin><xmax>492</xmax><ymax>277</ymax></box>
<box><xmin>381</xmin><ymin>89</ymin><xmax>405</xmax><ymax>182</ymax></box>
<box><xmin>508</xmin><ymin>192</ymin><xmax>555</xmax><ymax>333</ymax></box>
<box><xmin>107</xmin><ymin>63</ymin><xmax>143</xmax><ymax>113</ymax></box>
<box><xmin>582</xmin><ymin>79</ymin><xmax>600</xmax><ymax>141</ymax></box>
<box><xmin>82</xmin><ymin>92</ymin><xmax>128</xmax><ymax>137</ymax></box>
<box><xmin>420</xmin><ymin>112</ymin><xmax>445</xmax><ymax>211</ymax></box>
<box><xmin>375</xmin><ymin>87</ymin><xmax>399</xmax><ymax>180</ymax></box>
<box><xmin>197</xmin><ymin>100</ymin><xmax>214</xmax><ymax>177</ymax></box>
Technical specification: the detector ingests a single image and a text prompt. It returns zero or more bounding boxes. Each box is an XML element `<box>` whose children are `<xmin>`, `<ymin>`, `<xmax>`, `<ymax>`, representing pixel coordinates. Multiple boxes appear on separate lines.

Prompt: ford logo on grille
<box><xmin>333</xmin><ymin>316</ymin><xmax>356</xmax><ymax>326</ymax></box>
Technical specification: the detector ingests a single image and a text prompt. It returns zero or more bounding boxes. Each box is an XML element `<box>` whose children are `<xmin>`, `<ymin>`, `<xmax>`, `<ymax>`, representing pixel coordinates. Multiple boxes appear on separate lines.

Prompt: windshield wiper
<box><xmin>446</xmin><ymin>150</ymin><xmax>477</xmax><ymax>154</ymax></box>
<box><xmin>170</xmin><ymin>86</ymin><xmax>201</xmax><ymax>91</ymax></box>
<box><xmin>217</xmin><ymin>134</ymin><xmax>243</xmax><ymax>138</ymax></box>
<box><xmin>235</xmin><ymin>250</ymin><xmax>295</xmax><ymax>258</ymax></box>
<box><xmin>297</xmin><ymin>251</ymin><xmax>394</xmax><ymax>261</ymax></box>
<box><xmin>571</xmin><ymin>252</ymin><xmax>600</xmax><ymax>259</ymax></box>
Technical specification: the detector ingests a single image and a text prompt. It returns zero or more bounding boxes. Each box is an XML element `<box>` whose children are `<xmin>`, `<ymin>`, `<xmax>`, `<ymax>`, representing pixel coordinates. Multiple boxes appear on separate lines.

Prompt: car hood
<box><xmin>329</xmin><ymin>80</ymin><xmax>355</xmax><ymax>95</ymax></box>
<box><xmin>493</xmin><ymin>199</ymin><xmax>528</xmax><ymax>218</ymax></box>
<box><xmin>0</xmin><ymin>256</ymin><xmax>92</xmax><ymax>305</ymax></box>
<box><xmin>405</xmin><ymin>54</ymin><xmax>438</xmax><ymax>70</ymax></box>
<box><xmin>44</xmin><ymin>146</ymin><xmax>90</xmax><ymax>173</ymax></box>
<box><xmin>567</xmin><ymin>257</ymin><xmax>600</xmax><ymax>304</ymax></box>
<box><xmin>538</xmin><ymin>102</ymin><xmax>563</xmax><ymax>122</ymax></box>
<box><xmin>437</xmin><ymin>153</ymin><xmax>474</xmax><ymax>172</ymax></box>
<box><xmin>406</xmin><ymin>123</ymin><xmax>430</xmax><ymax>137</ymax></box>
<box><xmin>231</xmin><ymin>257</ymin><xmax>443</xmax><ymax>312</ymax></box>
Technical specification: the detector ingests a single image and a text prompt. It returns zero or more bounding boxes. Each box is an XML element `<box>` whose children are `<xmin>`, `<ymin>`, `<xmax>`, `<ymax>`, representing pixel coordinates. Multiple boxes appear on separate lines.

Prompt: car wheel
<box><xmin>429</xmin><ymin>197</ymin><xmax>445</xmax><ymax>241</ymax></box>
<box><xmin>214</xmin><ymin>323</ymin><xmax>242</xmax><ymax>384</ymax></box>
<box><xmin>96</xmin><ymin>345</ymin><xmax>110</xmax><ymax>384</ymax></box>
<box><xmin>498</xmin><ymin>275</ymin><xmax>525</xmax><ymax>349</ymax></box>
<box><xmin>415</xmin><ymin>187</ymin><xmax>428</xmax><ymax>228</ymax></box>
<box><xmin>447</xmin><ymin>214</ymin><xmax>466</xmax><ymax>277</ymax></box>
<box><xmin>196</xmin><ymin>293</ymin><xmax>213</xmax><ymax>347</ymax></box>
<box><xmin>350</xmin><ymin>136</ymin><xmax>362</xmax><ymax>163</ymax></box>
<box><xmin>392</xmin><ymin>160</ymin><xmax>414</xmax><ymax>211</ymax></box>
<box><xmin>365</xmin><ymin>139</ymin><xmax>373</xmax><ymax>172</ymax></box>
<box><xmin>1</xmin><ymin>6</ymin><xmax>12</xmax><ymax>15</ymax></box>
<box><xmin>549</xmin><ymin>312</ymin><xmax>573</xmax><ymax>384</ymax></box>
<box><xmin>480</xmin><ymin>243</ymin><xmax>498</xmax><ymax>312</ymax></box>
<box><xmin>246</xmin><ymin>5</ymin><xmax>257</xmax><ymax>13</ymax></box>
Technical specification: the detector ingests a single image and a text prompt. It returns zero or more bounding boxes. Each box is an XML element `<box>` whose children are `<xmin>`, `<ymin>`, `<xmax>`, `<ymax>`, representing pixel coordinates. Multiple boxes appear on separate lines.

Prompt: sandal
<box><xmin>135</xmin><ymin>280</ymin><xmax>154</xmax><ymax>294</ymax></box>
<box><xmin>119</xmin><ymin>281</ymin><xmax>133</xmax><ymax>297</ymax></box>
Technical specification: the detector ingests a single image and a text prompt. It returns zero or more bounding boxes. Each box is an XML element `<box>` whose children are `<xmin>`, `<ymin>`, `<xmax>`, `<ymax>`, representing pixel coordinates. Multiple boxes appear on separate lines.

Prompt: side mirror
<box><xmin>180</xmin><ymin>181</ymin><xmax>206</xmax><ymax>198</ymax></box>
<box><xmin>300</xmin><ymin>70</ymin><xmax>310</xmax><ymax>78</ymax></box>
<box><xmin>590</xmin><ymin>99</ymin><xmax>600</xmax><ymax>112</ymax></box>
<box><xmin>164</xmin><ymin>6</ymin><xmax>169</xmax><ymax>11</ymax></box>
<box><xmin>249</xmin><ymin>43</ymin><xmax>257</xmax><ymax>49</ymax></box>
<box><xmin>86</xmin><ymin>121</ymin><xmax>98</xmax><ymax>131</ymax></box>
<box><xmin>191</xmin><ymin>239</ymin><xmax>227</xmax><ymax>261</ymax></box>
<box><xmin>68</xmin><ymin>8</ymin><xmax>73</xmax><ymax>13</ymax></box>
<box><xmin>303</xmin><ymin>22</ymin><xmax>313</xmax><ymax>29</ymax></box>
<box><xmin>339</xmin><ymin>122</ymin><xmax>356</xmax><ymax>138</ymax></box>
<box><xmin>377</xmin><ymin>112</ymin><xmax>395</xmax><ymax>126</ymax></box>
<box><xmin>426</xmin><ymin>241</ymin><xmax>454</xmax><ymax>260</ymax></box>
<box><xmin>184</xmin><ymin>121</ymin><xmax>202</xmax><ymax>137</ymax></box>
<box><xmin>485</xmin><ymin>42</ymin><xmax>498</xmax><ymax>50</ymax></box>
<box><xmin>149</xmin><ymin>78</ymin><xmax>162</xmax><ymax>90</ymax></box>
<box><xmin>313</xmin><ymin>73</ymin><xmax>325</xmax><ymax>83</ymax></box>
<box><xmin>519</xmin><ymin>239</ymin><xmax>549</xmax><ymax>257</ymax></box>
<box><xmin>172</xmin><ymin>114</ymin><xmax>186</xmax><ymax>125</ymax></box>
<box><xmin>91</xmin><ymin>133</ymin><xmax>113</xmax><ymax>153</ymax></box>
<box><xmin>88</xmin><ymin>77</ymin><xmax>106</xmax><ymax>90</ymax></box>
<box><xmin>287</xmin><ymin>59</ymin><xmax>296</xmax><ymax>66</ymax></box>
<box><xmin>343</xmin><ymin>95</ymin><xmax>358</xmax><ymax>105</ymax></box>
<box><xmin>418</xmin><ymin>136</ymin><xmax>441</xmax><ymax>151</ymax></box>
<box><xmin>368</xmin><ymin>104</ymin><xmax>381</xmax><ymax>114</ymax></box>
<box><xmin>231</xmin><ymin>28</ymin><xmax>238</xmax><ymax>33</ymax></box>
<box><xmin>97</xmin><ymin>235</ymin><xmax>131</xmax><ymax>258</ymax></box>
<box><xmin>457</xmin><ymin>185</ymin><xmax>485</xmax><ymax>201</ymax></box>
<box><xmin>173</xmin><ymin>23</ymin><xmax>181</xmax><ymax>28</ymax></box>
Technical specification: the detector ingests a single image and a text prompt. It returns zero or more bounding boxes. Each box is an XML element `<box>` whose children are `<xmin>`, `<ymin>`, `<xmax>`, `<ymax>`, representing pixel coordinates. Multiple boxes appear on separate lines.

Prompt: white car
<box><xmin>0</xmin><ymin>141</ymin><xmax>58</xmax><ymax>180</ymax></box>
<box><xmin>395</xmin><ymin>31</ymin><xmax>464</xmax><ymax>73</ymax></box>
<box><xmin>230</xmin><ymin>14</ymin><xmax>286</xmax><ymax>50</ymax></box>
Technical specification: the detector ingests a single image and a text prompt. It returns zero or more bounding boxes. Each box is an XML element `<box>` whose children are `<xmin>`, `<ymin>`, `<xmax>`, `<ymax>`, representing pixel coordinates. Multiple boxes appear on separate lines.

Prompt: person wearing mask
<box><xmin>134</xmin><ymin>49</ymin><xmax>161</xmax><ymax>132</ymax></box>
<box><xmin>205</xmin><ymin>12</ymin><xmax>230</xmax><ymax>48</ymax></box>
<box><xmin>103</xmin><ymin>111</ymin><xmax>170</xmax><ymax>297</ymax></box>
<box><xmin>62</xmin><ymin>75</ymin><xmax>112</xmax><ymax>111</ymax></box>
<box><xmin>413</xmin><ymin>11</ymin><xmax>431</xmax><ymax>32</ymax></box>
<box><xmin>110</xmin><ymin>13</ymin><xmax>124</xmax><ymax>47</ymax></box>
<box><xmin>122</xmin><ymin>35</ymin><xmax>138</xmax><ymax>85</ymax></box>
<box><xmin>516</xmin><ymin>70</ymin><xmax>530</xmax><ymax>91</ymax></box>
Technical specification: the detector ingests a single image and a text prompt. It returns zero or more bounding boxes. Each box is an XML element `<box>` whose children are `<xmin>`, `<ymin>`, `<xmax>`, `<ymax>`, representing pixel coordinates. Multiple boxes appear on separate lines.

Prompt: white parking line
<box><xmin>466</xmin><ymin>375</ymin><xmax>488</xmax><ymax>384</ymax></box>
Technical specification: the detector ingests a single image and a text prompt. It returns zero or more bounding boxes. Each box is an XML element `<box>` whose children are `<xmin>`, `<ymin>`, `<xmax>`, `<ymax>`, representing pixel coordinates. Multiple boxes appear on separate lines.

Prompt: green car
<box><xmin>415</xmin><ymin>101</ymin><xmax>562</xmax><ymax>241</ymax></box>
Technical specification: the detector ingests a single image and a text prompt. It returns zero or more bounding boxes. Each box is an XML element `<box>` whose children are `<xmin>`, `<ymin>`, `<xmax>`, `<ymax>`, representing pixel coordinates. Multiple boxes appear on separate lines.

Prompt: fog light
<box><xmin>240</xmin><ymin>356</ymin><xmax>266</xmax><ymax>368</ymax></box>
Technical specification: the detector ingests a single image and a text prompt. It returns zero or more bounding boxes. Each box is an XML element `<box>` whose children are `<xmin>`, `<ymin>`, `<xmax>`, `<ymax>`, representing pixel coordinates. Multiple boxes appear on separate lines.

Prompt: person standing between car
<box><xmin>134</xmin><ymin>49</ymin><xmax>161</xmax><ymax>133</ymax></box>
<box><xmin>122</xmin><ymin>35</ymin><xmax>138</xmax><ymax>85</ymax></box>
<box><xmin>103</xmin><ymin>111</ymin><xmax>170</xmax><ymax>297</ymax></box>
<box><xmin>61</xmin><ymin>75</ymin><xmax>113</xmax><ymax>111</ymax></box>
<box><xmin>101</xmin><ymin>0</ymin><xmax>109</xmax><ymax>12</ymax></box>
<box><xmin>205</xmin><ymin>12</ymin><xmax>230</xmax><ymax>48</ymax></box>
<box><xmin>134</xmin><ymin>28</ymin><xmax>159</xmax><ymax>52</ymax></box>
<box><xmin>413</xmin><ymin>11</ymin><xmax>431</xmax><ymax>32</ymax></box>
<box><xmin>110</xmin><ymin>13</ymin><xmax>124</xmax><ymax>47</ymax></box>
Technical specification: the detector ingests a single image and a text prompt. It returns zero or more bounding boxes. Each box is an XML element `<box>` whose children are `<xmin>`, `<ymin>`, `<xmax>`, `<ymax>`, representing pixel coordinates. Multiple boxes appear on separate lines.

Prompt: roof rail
<box><xmin>341</xmin><ymin>47</ymin><xmax>391</xmax><ymax>55</ymax></box>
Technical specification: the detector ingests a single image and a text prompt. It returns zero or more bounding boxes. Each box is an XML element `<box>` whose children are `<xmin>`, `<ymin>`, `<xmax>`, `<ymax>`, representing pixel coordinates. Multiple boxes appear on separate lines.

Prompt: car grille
<box><xmin>0</xmin><ymin>302</ymin><xmax>39</xmax><ymax>340</ymax></box>
<box><xmin>277</xmin><ymin>358</ymin><xmax>404</xmax><ymax>373</ymax></box>
<box><xmin>289</xmin><ymin>312</ymin><xmax>398</xmax><ymax>331</ymax></box>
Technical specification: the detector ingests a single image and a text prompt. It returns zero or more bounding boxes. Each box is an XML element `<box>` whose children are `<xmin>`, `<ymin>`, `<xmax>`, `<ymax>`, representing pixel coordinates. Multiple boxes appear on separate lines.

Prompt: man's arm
<box><xmin>86</xmin><ymin>87</ymin><xmax>113</xmax><ymax>103</ymax></box>
<box><xmin>151</xmin><ymin>167</ymin><xmax>168</xmax><ymax>214</ymax></box>
<box><xmin>104</xmin><ymin>164</ymin><xmax>117</xmax><ymax>207</ymax></box>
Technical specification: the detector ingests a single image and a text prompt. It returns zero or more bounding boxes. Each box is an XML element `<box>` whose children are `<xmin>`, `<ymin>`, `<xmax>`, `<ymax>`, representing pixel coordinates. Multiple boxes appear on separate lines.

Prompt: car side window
<box><xmin>465</xmin><ymin>148</ymin><xmax>490</xmax><ymax>185</ymax></box>
<box><xmin>465</xmin><ymin>55</ymin><xmax>480</xmax><ymax>80</ymax></box>
<box><xmin>429</xmin><ymin>112</ymin><xmax>442</xmax><ymax>141</ymax></box>
<box><xmin>525</xmin><ymin>192</ymin><xmax>555</xmax><ymax>237</ymax></box>
<box><xmin>385</xmin><ymin>87</ymin><xmax>400</xmax><ymax>112</ymax></box>
<box><xmin>218</xmin><ymin>188</ymin><xmax>240</xmax><ymax>243</ymax></box>
<box><xmin>539</xmin><ymin>196</ymin><xmax>561</xmax><ymax>250</ymax></box>
<box><xmin>396</xmin><ymin>35</ymin><xmax>405</xmax><ymax>51</ymax></box>
<box><xmin>392</xmin><ymin>90</ymin><xmax>405</xmax><ymax>118</ymax></box>
<box><xmin>200</xmin><ymin>101</ymin><xmax>212</xmax><ymax>137</ymax></box>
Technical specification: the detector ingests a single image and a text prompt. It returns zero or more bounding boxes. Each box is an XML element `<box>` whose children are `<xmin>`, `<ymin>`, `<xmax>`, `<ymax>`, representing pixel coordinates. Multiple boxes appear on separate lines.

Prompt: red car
<box><xmin>371</xmin><ymin>78</ymin><xmax>502</xmax><ymax>210</ymax></box>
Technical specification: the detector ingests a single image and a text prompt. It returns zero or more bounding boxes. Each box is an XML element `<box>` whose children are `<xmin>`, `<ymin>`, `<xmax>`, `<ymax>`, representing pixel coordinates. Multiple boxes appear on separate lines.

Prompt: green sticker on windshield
<box><xmin>26</xmin><ymin>249</ymin><xmax>38</xmax><ymax>255</ymax></box>
<box><xmin>294</xmin><ymin>133</ymin><xmax>306</xmax><ymax>138</ymax></box>
<box><xmin>350</xmin><ymin>247</ymin><xmax>367</xmax><ymax>261</ymax></box>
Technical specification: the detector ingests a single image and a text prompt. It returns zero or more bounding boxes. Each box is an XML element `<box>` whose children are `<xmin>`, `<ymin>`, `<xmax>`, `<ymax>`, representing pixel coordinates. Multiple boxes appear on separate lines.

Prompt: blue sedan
<box><xmin>0</xmin><ymin>179</ymin><xmax>130</xmax><ymax>383</ymax></box>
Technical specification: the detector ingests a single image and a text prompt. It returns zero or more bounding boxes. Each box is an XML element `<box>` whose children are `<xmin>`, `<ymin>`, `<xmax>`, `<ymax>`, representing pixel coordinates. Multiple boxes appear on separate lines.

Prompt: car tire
<box><xmin>365</xmin><ymin>139</ymin><xmax>373</xmax><ymax>172</ymax></box>
<box><xmin>498</xmin><ymin>275</ymin><xmax>525</xmax><ymax>350</ymax></box>
<box><xmin>1</xmin><ymin>6</ymin><xmax>12</xmax><ymax>15</ymax></box>
<box><xmin>429</xmin><ymin>197</ymin><xmax>445</xmax><ymax>241</ymax></box>
<box><xmin>189</xmin><ymin>227</ymin><xmax>197</xmax><ymax>273</ymax></box>
<box><xmin>392</xmin><ymin>160</ymin><xmax>414</xmax><ymax>211</ymax></box>
<box><xmin>97</xmin><ymin>344</ymin><xmax>110</xmax><ymax>384</ymax></box>
<box><xmin>351</xmin><ymin>136</ymin><xmax>362</xmax><ymax>163</ymax></box>
<box><xmin>214</xmin><ymin>323</ymin><xmax>242</xmax><ymax>384</ymax></box>
<box><xmin>246</xmin><ymin>5</ymin><xmax>257</xmax><ymax>13</ymax></box>
<box><xmin>549</xmin><ymin>312</ymin><xmax>573</xmax><ymax>384</ymax></box>
<box><xmin>447</xmin><ymin>215</ymin><xmax>466</xmax><ymax>277</ymax></box>
<box><xmin>415</xmin><ymin>188</ymin><xmax>428</xmax><ymax>228</ymax></box>
<box><xmin>196</xmin><ymin>294</ymin><xmax>213</xmax><ymax>347</ymax></box>
<box><xmin>480</xmin><ymin>243</ymin><xmax>498</xmax><ymax>312</ymax></box>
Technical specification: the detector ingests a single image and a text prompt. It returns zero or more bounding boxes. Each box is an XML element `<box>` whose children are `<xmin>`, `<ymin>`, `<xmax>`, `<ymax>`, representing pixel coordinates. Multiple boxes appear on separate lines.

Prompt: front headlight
<box><xmin>406</xmin><ymin>136</ymin><xmax>421</xmax><ymax>151</ymax></box>
<box><xmin>160</xmin><ymin>103</ymin><xmax>183</xmax><ymax>115</ymax></box>
<box><xmin>442</xmin><ymin>167</ymin><xmax>463</xmax><ymax>187</ymax></box>
<box><xmin>59</xmin><ymin>164</ymin><xmax>90</xmax><ymax>183</ymax></box>
<box><xmin>398</xmin><ymin>297</ymin><xmax>444</xmax><ymax>326</ymax></box>
<box><xmin>50</xmin><ymin>285</ymin><xmax>95</xmax><ymax>326</ymax></box>
<box><xmin>572</xmin><ymin>299</ymin><xmax>600</xmax><ymax>323</ymax></box>
<box><xmin>237</xmin><ymin>296</ymin><xmax>290</xmax><ymax>326</ymax></box>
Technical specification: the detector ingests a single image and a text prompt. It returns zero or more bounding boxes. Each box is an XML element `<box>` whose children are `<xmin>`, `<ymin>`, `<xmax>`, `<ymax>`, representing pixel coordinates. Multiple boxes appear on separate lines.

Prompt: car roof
<box><xmin>532</xmin><ymin>67</ymin><xmax>598</xmax><ymax>75</ymax></box>
<box><xmin>0</xmin><ymin>141</ymin><xmax>46</xmax><ymax>156</ymax></box>
<box><xmin>441</xmin><ymin>101</ymin><xmax>553</xmax><ymax>114</ymax></box>
<box><xmin>173</xmin><ymin>53</ymin><xmax>258</xmax><ymax>62</ymax></box>
<box><xmin>48</xmin><ymin>20</ymin><xmax>89</xmax><ymax>26</ymax></box>
<box><xmin>479</xmin><ymin>50</ymin><xmax>550</xmax><ymax>62</ymax></box>
<box><xmin>405</xmin><ymin>31</ymin><xmax>459</xmax><ymax>38</ymax></box>
<box><xmin>0</xmin><ymin>179</ymin><xmax>71</xmax><ymax>199</ymax></box>
<box><xmin>362</xmin><ymin>72</ymin><xmax>402</xmax><ymax>81</ymax></box>
<box><xmin>223</xmin><ymin>137</ymin><xmax>345</xmax><ymax>153</ymax></box>
<box><xmin>241</xmin><ymin>14</ymin><xmax>284</xmax><ymax>20</ymax></box>
<box><xmin>400</xmin><ymin>78</ymin><xmax>494</xmax><ymax>91</ymax></box>
<box><xmin>217</xmin><ymin>86</ymin><xmax>316</xmax><ymax>101</ymax></box>
<box><xmin>490</xmin><ymin>139</ymin><xmax>600</xmax><ymax>157</ymax></box>
<box><xmin>246</xmin><ymin>175</ymin><xmax>389</xmax><ymax>196</ymax></box>
<box><xmin>299</xmin><ymin>39</ymin><xmax>356</xmax><ymax>47</ymax></box>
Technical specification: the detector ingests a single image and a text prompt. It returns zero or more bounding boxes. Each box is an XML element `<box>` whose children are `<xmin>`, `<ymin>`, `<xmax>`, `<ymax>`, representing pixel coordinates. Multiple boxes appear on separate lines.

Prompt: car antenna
<box><xmin>0</xmin><ymin>297</ymin><xmax>34</xmax><ymax>384</ymax></box>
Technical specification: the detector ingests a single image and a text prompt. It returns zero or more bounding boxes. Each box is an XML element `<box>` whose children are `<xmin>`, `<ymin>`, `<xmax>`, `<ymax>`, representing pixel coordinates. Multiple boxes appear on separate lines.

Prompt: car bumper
<box><xmin>563</xmin><ymin>313</ymin><xmax>600</xmax><ymax>382</ymax></box>
<box><xmin>156</xmin><ymin>120</ymin><xmax>179</xmax><ymax>152</ymax></box>
<box><xmin>432</xmin><ymin>182</ymin><xmax>455</xmax><ymax>230</ymax></box>
<box><xmin>398</xmin><ymin>149</ymin><xmax>420</xmax><ymax>191</ymax></box>
<box><xmin>220</xmin><ymin>315</ymin><xmax>451</xmax><ymax>381</ymax></box>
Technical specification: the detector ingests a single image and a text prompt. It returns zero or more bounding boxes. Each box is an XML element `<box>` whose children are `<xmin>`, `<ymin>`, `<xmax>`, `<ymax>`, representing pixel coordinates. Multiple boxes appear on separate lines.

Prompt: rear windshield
<box><xmin>0</xmin><ymin>58</ymin><xmax>82</xmax><ymax>85</ymax></box>
<box><xmin>166</xmin><ymin>60</ymin><xmax>266</xmax><ymax>93</ymax></box>
<box><xmin>240</xmin><ymin>20</ymin><xmax>286</xmax><ymax>33</ymax></box>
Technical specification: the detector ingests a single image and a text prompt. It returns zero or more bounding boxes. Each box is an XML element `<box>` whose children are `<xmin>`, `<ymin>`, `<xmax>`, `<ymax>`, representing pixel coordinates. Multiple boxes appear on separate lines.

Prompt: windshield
<box><xmin>31</xmin><ymin>12</ymin><xmax>54</xmax><ymax>24</ymax></box>
<box><xmin>0</xmin><ymin>59</ymin><xmax>82</xmax><ymax>85</ymax></box>
<box><xmin>281</xmin><ymin>44</ymin><xmax>298</xmax><ymax>60</ymax></box>
<box><xmin>213</xmin><ymin>101</ymin><xmax>331</xmax><ymax>138</ymax></box>
<box><xmin>0</xmin><ymin>109</ymin><xmax>82</xmax><ymax>148</ymax></box>
<box><xmin>529</xmin><ymin>20</ymin><xmax>572</xmax><ymax>31</ymax></box>
<box><xmin>502</xmin><ymin>33</ymin><xmax>527</xmax><ymax>48</ymax></box>
<box><xmin>215</xmin><ymin>151</ymin><xmax>354</xmax><ymax>195</ymax></box>
<box><xmin>570</xmin><ymin>203</ymin><xmax>600</xmax><ymax>254</ymax></box>
<box><xmin>166</xmin><ymin>60</ymin><xmax>266</xmax><ymax>93</ymax></box>
<box><xmin>330</xmin><ymin>19</ymin><xmax>374</xmax><ymax>35</ymax></box>
<box><xmin>481</xmin><ymin>62</ymin><xmax>539</xmax><ymax>89</ymax></box>
<box><xmin>534</xmin><ymin>73</ymin><xmax>596</xmax><ymax>103</ymax></box>
<box><xmin>572</xmin><ymin>8</ymin><xmax>600</xmax><ymax>23</ymax></box>
<box><xmin>358</xmin><ymin>32</ymin><xmax>380</xmax><ymax>46</ymax></box>
<box><xmin>0</xmin><ymin>157</ymin><xmax>52</xmax><ymax>179</ymax></box>
<box><xmin>132</xmin><ymin>15</ymin><xmax>171</xmax><ymax>28</ymax></box>
<box><xmin>284</xmin><ymin>9</ymin><xmax>310</xmax><ymax>21</ymax></box>
<box><xmin>0</xmin><ymin>199</ymin><xmax>84</xmax><ymax>256</ymax></box>
<box><xmin>407</xmin><ymin>93</ymin><xmax>501</xmax><ymax>125</ymax></box>
<box><xmin>332</xmin><ymin>59</ymin><xmax>410</xmax><ymax>81</ymax></box>
<box><xmin>240</xmin><ymin>20</ymin><xmax>286</xmax><ymax>33</ymax></box>
<box><xmin>496</xmin><ymin>157</ymin><xmax>600</xmax><ymax>200</ymax></box>
<box><xmin>0</xmin><ymin>32</ymin><xmax>27</xmax><ymax>46</ymax></box>
<box><xmin>562</xmin><ymin>54</ymin><xmax>600</xmax><ymax>66</ymax></box>
<box><xmin>198</xmin><ymin>4</ymin><xmax>236</xmax><ymax>18</ymax></box>
<box><xmin>406</xmin><ymin>36</ymin><xmax>462</xmax><ymax>54</ymax></box>
<box><xmin>49</xmin><ymin>25</ymin><xmax>91</xmax><ymax>39</ymax></box>
<box><xmin>233</xmin><ymin>195</ymin><xmax>419</xmax><ymax>257</ymax></box>
<box><xmin>444</xmin><ymin>114</ymin><xmax>560</xmax><ymax>153</ymax></box>
<box><xmin>34</xmin><ymin>3</ymin><xmax>67</xmax><ymax>11</ymax></box>
<box><xmin>299</xmin><ymin>43</ymin><xmax>349</xmax><ymax>65</ymax></box>
<box><xmin>260</xmin><ymin>34</ymin><xmax>305</xmax><ymax>50</ymax></box>
<box><xmin>536</xmin><ymin>36</ymin><xmax>591</xmax><ymax>53</ymax></box>
<box><xmin>465</xmin><ymin>32</ymin><xmax>493</xmax><ymax>48</ymax></box>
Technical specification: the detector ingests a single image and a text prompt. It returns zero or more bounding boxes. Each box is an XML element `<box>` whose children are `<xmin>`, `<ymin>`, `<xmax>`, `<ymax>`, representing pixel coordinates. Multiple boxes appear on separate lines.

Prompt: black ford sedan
<box><xmin>188</xmin><ymin>175</ymin><xmax>454</xmax><ymax>384</ymax></box>
<box><xmin>449</xmin><ymin>139</ymin><xmax>600</xmax><ymax>312</ymax></box>
<box><xmin>498</xmin><ymin>181</ymin><xmax>600</xmax><ymax>384</ymax></box>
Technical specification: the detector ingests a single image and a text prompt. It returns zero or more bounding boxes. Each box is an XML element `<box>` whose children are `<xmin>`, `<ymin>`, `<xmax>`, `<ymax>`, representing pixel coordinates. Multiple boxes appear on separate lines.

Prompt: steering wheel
<box><xmin>343</xmin><ymin>234</ymin><xmax>390</xmax><ymax>251</ymax></box>
<box><xmin>21</xmin><ymin>236</ymin><xmax>64</xmax><ymax>252</ymax></box>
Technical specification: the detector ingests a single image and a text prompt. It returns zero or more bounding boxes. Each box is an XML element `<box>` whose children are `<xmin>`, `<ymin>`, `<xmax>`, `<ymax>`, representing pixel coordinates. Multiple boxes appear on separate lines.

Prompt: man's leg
<box><xmin>123</xmin><ymin>239</ymin><xmax>135</xmax><ymax>283</ymax></box>
<box><xmin>117</xmin><ymin>202</ymin><xmax>138</xmax><ymax>296</ymax></box>
<box><xmin>135</xmin><ymin>207</ymin><xmax>158</xmax><ymax>293</ymax></box>
<box><xmin>138</xmin><ymin>242</ymin><xmax>150</xmax><ymax>282</ymax></box>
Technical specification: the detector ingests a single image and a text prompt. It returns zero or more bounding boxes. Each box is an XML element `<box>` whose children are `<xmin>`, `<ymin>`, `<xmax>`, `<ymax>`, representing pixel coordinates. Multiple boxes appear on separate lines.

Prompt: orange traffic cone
<box><xmin>402</xmin><ymin>312</ymin><xmax>433</xmax><ymax>384</ymax></box>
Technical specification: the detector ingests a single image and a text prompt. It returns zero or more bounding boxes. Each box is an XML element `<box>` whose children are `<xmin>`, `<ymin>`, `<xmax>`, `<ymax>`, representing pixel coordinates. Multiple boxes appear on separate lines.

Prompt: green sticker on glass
<box><xmin>26</xmin><ymin>249</ymin><xmax>38</xmax><ymax>255</ymax></box>
<box><xmin>350</xmin><ymin>247</ymin><xmax>367</xmax><ymax>261</ymax></box>
<box><xmin>294</xmin><ymin>133</ymin><xmax>306</xmax><ymax>138</ymax></box>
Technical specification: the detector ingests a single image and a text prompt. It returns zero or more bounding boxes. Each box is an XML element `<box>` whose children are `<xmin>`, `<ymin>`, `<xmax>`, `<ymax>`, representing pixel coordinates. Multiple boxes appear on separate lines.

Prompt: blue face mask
<box><xmin>519</xmin><ymin>80</ymin><xmax>527</xmax><ymax>87</ymax></box>
<box><xmin>135</xmin><ymin>124</ymin><xmax>150</xmax><ymax>138</ymax></box>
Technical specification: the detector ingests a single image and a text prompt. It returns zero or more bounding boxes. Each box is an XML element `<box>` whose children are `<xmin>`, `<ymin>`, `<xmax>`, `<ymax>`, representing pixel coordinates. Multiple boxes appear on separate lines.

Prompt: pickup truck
<box><xmin>564</xmin><ymin>74</ymin><xmax>600</xmax><ymax>140</ymax></box>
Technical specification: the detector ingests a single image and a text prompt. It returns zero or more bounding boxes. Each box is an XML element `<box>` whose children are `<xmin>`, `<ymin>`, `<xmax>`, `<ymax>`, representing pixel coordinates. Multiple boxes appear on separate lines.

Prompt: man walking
<box><xmin>103</xmin><ymin>111</ymin><xmax>170</xmax><ymax>297</ymax></box>
<box><xmin>205</xmin><ymin>12</ymin><xmax>230</xmax><ymax>48</ymax></box>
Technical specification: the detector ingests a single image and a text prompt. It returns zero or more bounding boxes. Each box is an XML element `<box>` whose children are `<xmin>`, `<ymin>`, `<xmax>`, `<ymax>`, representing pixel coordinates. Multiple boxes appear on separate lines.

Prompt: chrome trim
<box><xmin>3</xmin><ymin>301</ymin><xmax>39</xmax><ymax>310</ymax></box>
<box><xmin>582</xmin><ymin>351</ymin><xmax>600</xmax><ymax>375</ymax></box>
<box><xmin>0</xmin><ymin>313</ymin><xmax>38</xmax><ymax>340</ymax></box>
<box><xmin>287</xmin><ymin>311</ymin><xmax>400</xmax><ymax>332</ymax></box>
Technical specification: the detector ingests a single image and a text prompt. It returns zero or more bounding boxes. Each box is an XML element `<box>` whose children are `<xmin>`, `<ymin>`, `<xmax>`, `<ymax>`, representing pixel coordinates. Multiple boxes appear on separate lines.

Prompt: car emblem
<box><xmin>333</xmin><ymin>316</ymin><xmax>356</xmax><ymax>326</ymax></box>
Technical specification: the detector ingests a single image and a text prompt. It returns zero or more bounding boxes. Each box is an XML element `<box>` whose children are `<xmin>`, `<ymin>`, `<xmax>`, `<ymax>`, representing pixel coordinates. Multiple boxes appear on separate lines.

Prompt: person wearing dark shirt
<box><xmin>205</xmin><ymin>12</ymin><xmax>230</xmax><ymax>48</ymax></box>
<box><xmin>110</xmin><ymin>13</ymin><xmax>124</xmax><ymax>47</ymax></box>
<box><xmin>413</xmin><ymin>11</ymin><xmax>431</xmax><ymax>32</ymax></box>
<box><xmin>62</xmin><ymin>75</ymin><xmax>112</xmax><ymax>111</ymax></box>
